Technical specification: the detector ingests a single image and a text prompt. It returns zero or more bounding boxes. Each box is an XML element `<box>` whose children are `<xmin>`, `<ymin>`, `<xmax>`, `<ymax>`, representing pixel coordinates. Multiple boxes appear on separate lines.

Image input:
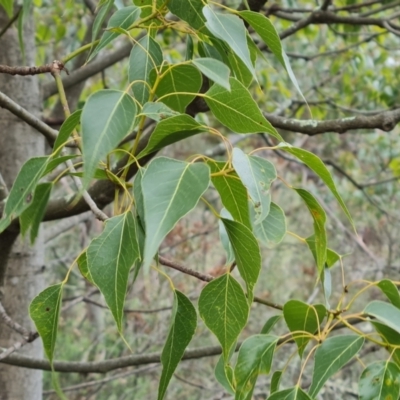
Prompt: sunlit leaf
<box><xmin>309</xmin><ymin>335</ymin><xmax>364</xmax><ymax>397</ymax></box>
<box><xmin>232</xmin><ymin>148</ymin><xmax>276</xmax><ymax>224</ymax></box>
<box><xmin>192</xmin><ymin>58</ymin><xmax>230</xmax><ymax>90</ymax></box>
<box><xmin>234</xmin><ymin>334</ymin><xmax>277</xmax><ymax>400</ymax></box>
<box><xmin>129</xmin><ymin>35</ymin><xmax>163</xmax><ymax>105</ymax></box>
<box><xmin>205</xmin><ymin>77</ymin><xmax>282</xmax><ymax>140</ymax></box>
<box><xmin>359</xmin><ymin>361</ymin><xmax>400</xmax><ymax>400</ymax></box>
<box><xmin>0</xmin><ymin>0</ymin><xmax>13</xmax><ymax>17</ymax></box>
<box><xmin>283</xmin><ymin>300</ymin><xmax>326</xmax><ymax>357</ymax></box>
<box><xmin>30</xmin><ymin>283</ymin><xmax>64</xmax><ymax>364</ymax></box>
<box><xmin>141</xmin><ymin>158</ymin><xmax>210</xmax><ymax>271</ymax></box>
<box><xmin>158</xmin><ymin>291</ymin><xmax>197</xmax><ymax>400</ymax></box>
<box><xmin>81</xmin><ymin>89</ymin><xmax>137</xmax><ymax>189</ymax></box>
<box><xmin>199</xmin><ymin>274</ymin><xmax>249</xmax><ymax>361</ymax></box>
<box><xmin>87</xmin><ymin>212</ymin><xmax>140</xmax><ymax>332</ymax></box>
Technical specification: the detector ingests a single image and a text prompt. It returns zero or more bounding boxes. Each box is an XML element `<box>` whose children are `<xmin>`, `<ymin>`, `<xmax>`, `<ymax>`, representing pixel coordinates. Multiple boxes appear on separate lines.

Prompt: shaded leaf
<box><xmin>309</xmin><ymin>335</ymin><xmax>364</xmax><ymax>397</ymax></box>
<box><xmin>42</xmin><ymin>155</ymin><xmax>77</xmax><ymax>177</ymax></box>
<box><xmin>158</xmin><ymin>291</ymin><xmax>197</xmax><ymax>400</ymax></box>
<box><xmin>81</xmin><ymin>90</ymin><xmax>137</xmax><ymax>189</ymax></box>
<box><xmin>270</xmin><ymin>370</ymin><xmax>283</xmax><ymax>394</ymax></box>
<box><xmin>133</xmin><ymin>167</ymin><xmax>146</xmax><ymax>227</ymax></box>
<box><xmin>20</xmin><ymin>182</ymin><xmax>52</xmax><ymax>244</ymax></box>
<box><xmin>29</xmin><ymin>283</ymin><xmax>63</xmax><ymax>364</ymax></box>
<box><xmin>87</xmin><ymin>212</ymin><xmax>140</xmax><ymax>332</ymax></box>
<box><xmin>137</xmin><ymin>114</ymin><xmax>206</xmax><ymax>159</ymax></box>
<box><xmin>91</xmin><ymin>0</ymin><xmax>114</xmax><ymax>45</ymax></box>
<box><xmin>151</xmin><ymin>64</ymin><xmax>202</xmax><ymax>112</ymax></box>
<box><xmin>129</xmin><ymin>35</ymin><xmax>163</xmax><ymax>105</ymax></box>
<box><xmin>192</xmin><ymin>58</ymin><xmax>230</xmax><ymax>90</ymax></box>
<box><xmin>359</xmin><ymin>361</ymin><xmax>400</xmax><ymax>400</ymax></box>
<box><xmin>215</xmin><ymin>355</ymin><xmax>235</xmax><ymax>395</ymax></box>
<box><xmin>261</xmin><ymin>315</ymin><xmax>281</xmax><ymax>334</ymax></box>
<box><xmin>222</xmin><ymin>218</ymin><xmax>261</xmax><ymax>302</ymax></box>
<box><xmin>372</xmin><ymin>322</ymin><xmax>400</xmax><ymax>367</ymax></box>
<box><xmin>0</xmin><ymin>156</ymin><xmax>48</xmax><ymax>233</ymax></box>
<box><xmin>364</xmin><ymin>300</ymin><xmax>400</xmax><ymax>334</ymax></box>
<box><xmin>234</xmin><ymin>334</ymin><xmax>277</xmax><ymax>400</ymax></box>
<box><xmin>141</xmin><ymin>158</ymin><xmax>210</xmax><ymax>271</ymax></box>
<box><xmin>199</xmin><ymin>274</ymin><xmax>249</xmax><ymax>361</ymax></box>
<box><xmin>77</xmin><ymin>252</ymin><xmax>94</xmax><ymax>284</ymax></box>
<box><xmin>205</xmin><ymin>77</ymin><xmax>282</xmax><ymax>140</ymax></box>
<box><xmin>140</xmin><ymin>102</ymin><xmax>180</xmax><ymax>122</ymax></box>
<box><xmin>168</xmin><ymin>0</ymin><xmax>205</xmax><ymax>30</ymax></box>
<box><xmin>283</xmin><ymin>300</ymin><xmax>326</xmax><ymax>357</ymax></box>
<box><xmin>377</xmin><ymin>280</ymin><xmax>400</xmax><ymax>308</ymax></box>
<box><xmin>53</xmin><ymin>109</ymin><xmax>81</xmax><ymax>154</ymax></box>
<box><xmin>219</xmin><ymin>209</ymin><xmax>235</xmax><ymax>265</ymax></box>
<box><xmin>269</xmin><ymin>387</ymin><xmax>313</xmax><ymax>400</ymax></box>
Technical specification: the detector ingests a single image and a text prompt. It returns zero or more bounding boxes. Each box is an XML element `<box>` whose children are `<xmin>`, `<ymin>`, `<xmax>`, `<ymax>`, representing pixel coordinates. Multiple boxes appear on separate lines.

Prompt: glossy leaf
<box><xmin>234</xmin><ymin>334</ymin><xmax>277</xmax><ymax>400</ymax></box>
<box><xmin>53</xmin><ymin>109</ymin><xmax>81</xmax><ymax>153</ymax></box>
<box><xmin>283</xmin><ymin>300</ymin><xmax>326</xmax><ymax>357</ymax></box>
<box><xmin>129</xmin><ymin>35</ymin><xmax>163</xmax><ymax>105</ymax></box>
<box><xmin>377</xmin><ymin>280</ymin><xmax>400</xmax><ymax>308</ymax></box>
<box><xmin>295</xmin><ymin>189</ymin><xmax>327</xmax><ymax>275</ymax></box>
<box><xmin>192</xmin><ymin>58</ymin><xmax>230</xmax><ymax>90</ymax></box>
<box><xmin>158</xmin><ymin>291</ymin><xmax>197</xmax><ymax>400</ymax></box>
<box><xmin>20</xmin><ymin>182</ymin><xmax>52</xmax><ymax>244</ymax></box>
<box><xmin>168</xmin><ymin>0</ymin><xmax>205</xmax><ymax>30</ymax></box>
<box><xmin>232</xmin><ymin>148</ymin><xmax>276</xmax><ymax>224</ymax></box>
<box><xmin>141</xmin><ymin>158</ymin><xmax>210</xmax><ymax>271</ymax></box>
<box><xmin>309</xmin><ymin>335</ymin><xmax>364</xmax><ymax>397</ymax></box>
<box><xmin>364</xmin><ymin>300</ymin><xmax>400</xmax><ymax>334</ymax></box>
<box><xmin>151</xmin><ymin>64</ymin><xmax>202</xmax><ymax>112</ymax></box>
<box><xmin>0</xmin><ymin>156</ymin><xmax>48</xmax><ymax>233</ymax></box>
<box><xmin>270</xmin><ymin>370</ymin><xmax>283</xmax><ymax>394</ymax></box>
<box><xmin>205</xmin><ymin>77</ymin><xmax>282</xmax><ymax>140</ymax></box>
<box><xmin>252</xmin><ymin>202</ymin><xmax>286</xmax><ymax>247</ymax></box>
<box><xmin>219</xmin><ymin>209</ymin><xmax>235</xmax><ymax>265</ymax></box>
<box><xmin>137</xmin><ymin>114</ymin><xmax>206</xmax><ymax>159</ymax></box>
<box><xmin>359</xmin><ymin>361</ymin><xmax>400</xmax><ymax>400</ymax></box>
<box><xmin>208</xmin><ymin>160</ymin><xmax>251</xmax><ymax>229</ymax></box>
<box><xmin>261</xmin><ymin>315</ymin><xmax>281</xmax><ymax>334</ymax></box>
<box><xmin>199</xmin><ymin>274</ymin><xmax>249</xmax><ymax>361</ymax></box>
<box><xmin>269</xmin><ymin>387</ymin><xmax>313</xmax><ymax>400</ymax></box>
<box><xmin>30</xmin><ymin>283</ymin><xmax>63</xmax><ymax>364</ymax></box>
<box><xmin>81</xmin><ymin>89</ymin><xmax>137</xmax><ymax>189</ymax></box>
<box><xmin>89</xmin><ymin>6</ymin><xmax>140</xmax><ymax>62</ymax></box>
<box><xmin>215</xmin><ymin>355</ymin><xmax>235</xmax><ymax>395</ymax></box>
<box><xmin>203</xmin><ymin>5</ymin><xmax>254</xmax><ymax>77</ymax></box>
<box><xmin>279</xmin><ymin>144</ymin><xmax>354</xmax><ymax>229</ymax></box>
<box><xmin>87</xmin><ymin>212</ymin><xmax>140</xmax><ymax>332</ymax></box>
<box><xmin>222</xmin><ymin>218</ymin><xmax>261</xmax><ymax>302</ymax></box>
<box><xmin>140</xmin><ymin>102</ymin><xmax>180</xmax><ymax>122</ymax></box>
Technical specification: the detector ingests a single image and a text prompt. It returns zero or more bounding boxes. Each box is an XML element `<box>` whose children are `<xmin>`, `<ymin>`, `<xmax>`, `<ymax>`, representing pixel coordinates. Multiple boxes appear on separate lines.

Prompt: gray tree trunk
<box><xmin>0</xmin><ymin>9</ymin><xmax>45</xmax><ymax>400</ymax></box>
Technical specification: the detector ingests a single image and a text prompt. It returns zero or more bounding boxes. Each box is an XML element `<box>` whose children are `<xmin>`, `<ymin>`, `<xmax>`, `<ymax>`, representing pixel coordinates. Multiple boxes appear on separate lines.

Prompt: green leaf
<box><xmin>133</xmin><ymin>0</ymin><xmax>163</xmax><ymax>27</ymax></box>
<box><xmin>87</xmin><ymin>212</ymin><xmax>140</xmax><ymax>332</ymax></box>
<box><xmin>0</xmin><ymin>156</ymin><xmax>48</xmax><ymax>233</ymax></box>
<box><xmin>226</xmin><ymin>47</ymin><xmax>254</xmax><ymax>88</ymax></box>
<box><xmin>185</xmin><ymin>34</ymin><xmax>194</xmax><ymax>61</ymax></box>
<box><xmin>0</xmin><ymin>0</ymin><xmax>13</xmax><ymax>18</ymax></box>
<box><xmin>359</xmin><ymin>361</ymin><xmax>400</xmax><ymax>400</ymax></box>
<box><xmin>137</xmin><ymin>114</ymin><xmax>207</xmax><ymax>159</ymax></box>
<box><xmin>239</xmin><ymin>11</ymin><xmax>305</xmax><ymax>102</ymax></box>
<box><xmin>279</xmin><ymin>144</ymin><xmax>354</xmax><ymax>230</ymax></box>
<box><xmin>129</xmin><ymin>35</ymin><xmax>163</xmax><ymax>105</ymax></box>
<box><xmin>192</xmin><ymin>58</ymin><xmax>230</xmax><ymax>90</ymax></box>
<box><xmin>205</xmin><ymin>77</ymin><xmax>282</xmax><ymax>140</ymax></box>
<box><xmin>222</xmin><ymin>218</ymin><xmax>261</xmax><ymax>302</ymax></box>
<box><xmin>20</xmin><ymin>183</ymin><xmax>52</xmax><ymax>244</ymax></box>
<box><xmin>151</xmin><ymin>64</ymin><xmax>202</xmax><ymax>112</ymax></box>
<box><xmin>215</xmin><ymin>355</ymin><xmax>235</xmax><ymax>395</ymax></box>
<box><xmin>261</xmin><ymin>315</ymin><xmax>281</xmax><ymax>334</ymax></box>
<box><xmin>89</xmin><ymin>6</ymin><xmax>140</xmax><ymax>62</ymax></box>
<box><xmin>306</xmin><ymin>236</ymin><xmax>340</xmax><ymax>269</ymax></box>
<box><xmin>91</xmin><ymin>0</ymin><xmax>115</xmax><ymax>49</ymax></box>
<box><xmin>234</xmin><ymin>334</ymin><xmax>277</xmax><ymax>400</ymax></box>
<box><xmin>208</xmin><ymin>160</ymin><xmax>251</xmax><ymax>229</ymax></box>
<box><xmin>270</xmin><ymin>370</ymin><xmax>283</xmax><ymax>394</ymax></box>
<box><xmin>309</xmin><ymin>335</ymin><xmax>364</xmax><ymax>397</ymax></box>
<box><xmin>377</xmin><ymin>280</ymin><xmax>400</xmax><ymax>308</ymax></box>
<box><xmin>158</xmin><ymin>291</ymin><xmax>197</xmax><ymax>400</ymax></box>
<box><xmin>203</xmin><ymin>5</ymin><xmax>254</xmax><ymax>78</ymax></box>
<box><xmin>372</xmin><ymin>322</ymin><xmax>400</xmax><ymax>366</ymax></box>
<box><xmin>364</xmin><ymin>300</ymin><xmax>400</xmax><ymax>334</ymax></box>
<box><xmin>53</xmin><ymin>110</ymin><xmax>82</xmax><ymax>154</ymax></box>
<box><xmin>219</xmin><ymin>209</ymin><xmax>235</xmax><ymax>265</ymax></box>
<box><xmin>29</xmin><ymin>283</ymin><xmax>64</xmax><ymax>364</ymax></box>
<box><xmin>283</xmin><ymin>300</ymin><xmax>326</xmax><ymax>357</ymax></box>
<box><xmin>232</xmin><ymin>148</ymin><xmax>276</xmax><ymax>224</ymax></box>
<box><xmin>133</xmin><ymin>167</ymin><xmax>146</xmax><ymax>227</ymax></box>
<box><xmin>42</xmin><ymin>155</ymin><xmax>77</xmax><ymax>177</ymax></box>
<box><xmin>199</xmin><ymin>274</ymin><xmax>249</xmax><ymax>361</ymax></box>
<box><xmin>140</xmin><ymin>102</ymin><xmax>180</xmax><ymax>122</ymax></box>
<box><xmin>141</xmin><ymin>158</ymin><xmax>210</xmax><ymax>271</ymax></box>
<box><xmin>168</xmin><ymin>0</ymin><xmax>205</xmax><ymax>30</ymax></box>
<box><xmin>268</xmin><ymin>387</ymin><xmax>313</xmax><ymax>400</ymax></box>
<box><xmin>77</xmin><ymin>252</ymin><xmax>94</xmax><ymax>284</ymax></box>
<box><xmin>295</xmin><ymin>189</ymin><xmax>327</xmax><ymax>275</ymax></box>
<box><xmin>81</xmin><ymin>89</ymin><xmax>137</xmax><ymax>189</ymax></box>
<box><xmin>252</xmin><ymin>202</ymin><xmax>286</xmax><ymax>247</ymax></box>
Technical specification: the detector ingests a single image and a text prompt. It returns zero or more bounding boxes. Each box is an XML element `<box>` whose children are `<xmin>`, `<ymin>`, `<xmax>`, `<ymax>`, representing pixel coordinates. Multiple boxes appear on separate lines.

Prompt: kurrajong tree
<box><xmin>1</xmin><ymin>0</ymin><xmax>400</xmax><ymax>399</ymax></box>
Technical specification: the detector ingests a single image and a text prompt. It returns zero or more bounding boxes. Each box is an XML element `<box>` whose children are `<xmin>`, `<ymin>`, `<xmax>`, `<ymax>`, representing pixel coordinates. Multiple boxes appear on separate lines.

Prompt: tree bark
<box><xmin>0</xmin><ymin>10</ymin><xmax>45</xmax><ymax>400</ymax></box>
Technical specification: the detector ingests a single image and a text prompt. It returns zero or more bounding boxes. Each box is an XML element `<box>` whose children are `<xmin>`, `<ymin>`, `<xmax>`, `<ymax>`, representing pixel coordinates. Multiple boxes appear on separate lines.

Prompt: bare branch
<box><xmin>0</xmin><ymin>301</ymin><xmax>31</xmax><ymax>338</ymax></box>
<box><xmin>0</xmin><ymin>61</ymin><xmax>69</xmax><ymax>76</ymax></box>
